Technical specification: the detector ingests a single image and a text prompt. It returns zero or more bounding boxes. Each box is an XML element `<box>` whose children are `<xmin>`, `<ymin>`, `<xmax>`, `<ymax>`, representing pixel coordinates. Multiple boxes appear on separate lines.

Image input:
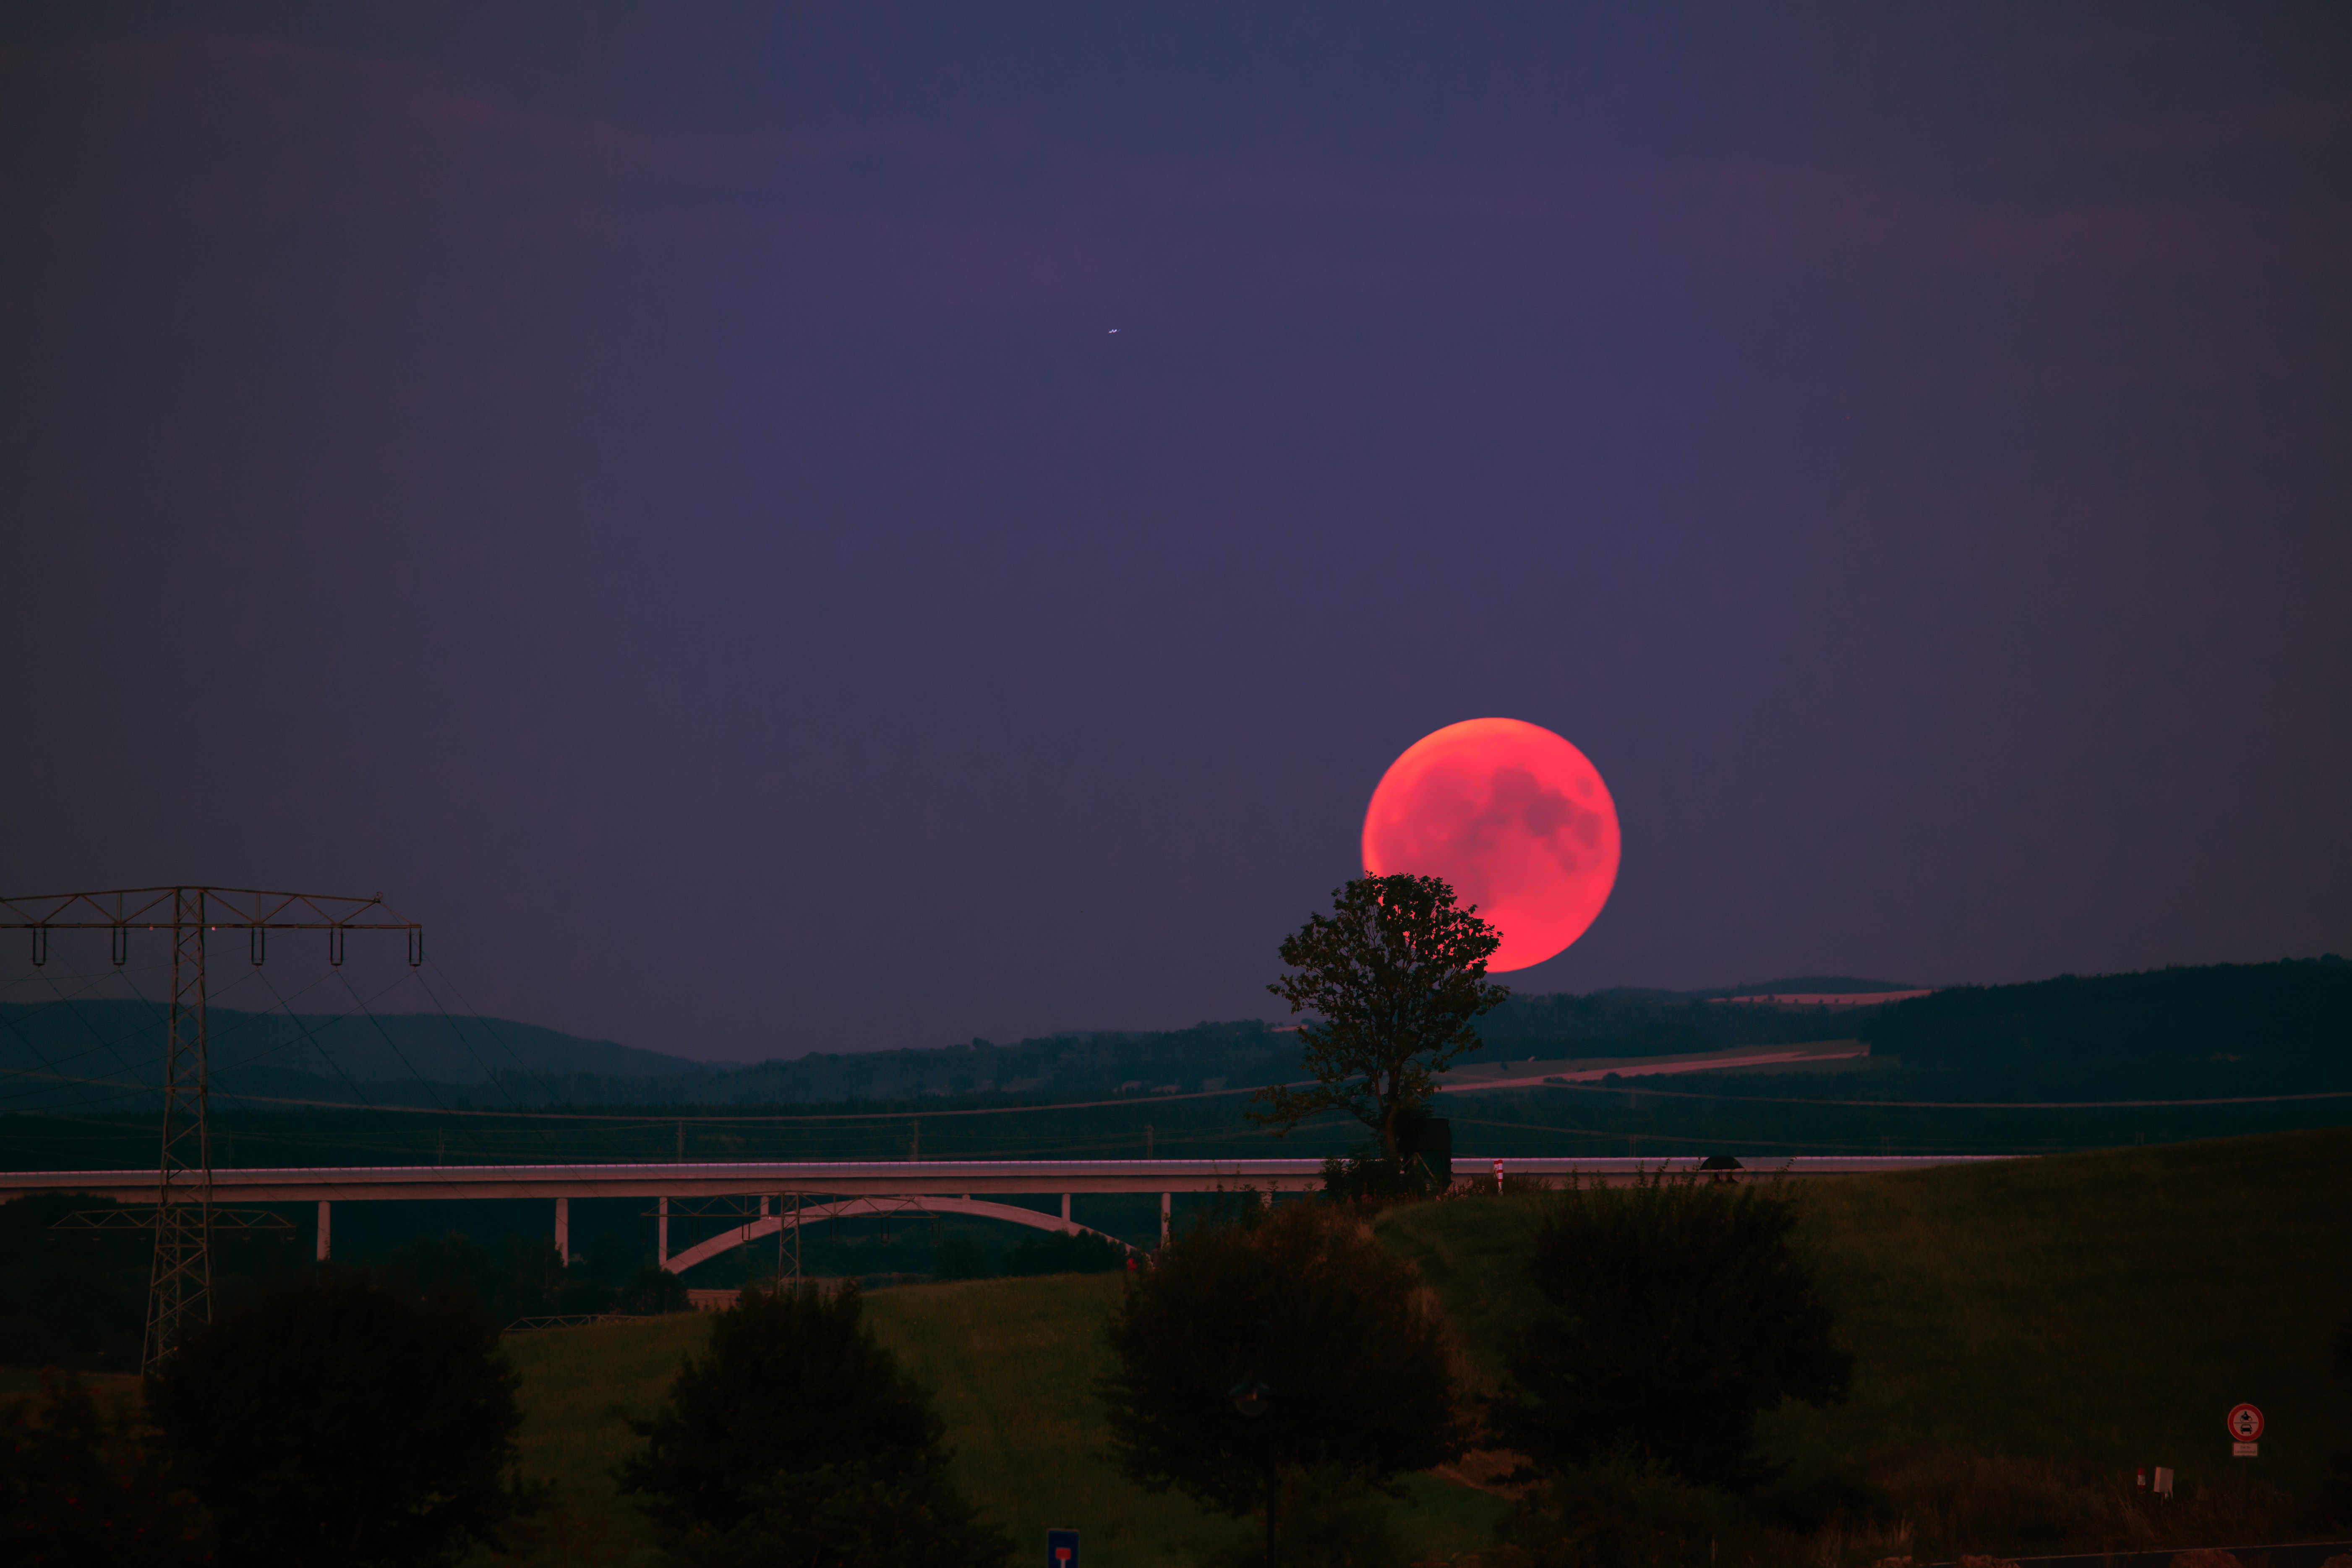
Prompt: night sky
<box><xmin>5</xmin><ymin>5</ymin><xmax>2348</xmax><ymax>1061</ymax></box>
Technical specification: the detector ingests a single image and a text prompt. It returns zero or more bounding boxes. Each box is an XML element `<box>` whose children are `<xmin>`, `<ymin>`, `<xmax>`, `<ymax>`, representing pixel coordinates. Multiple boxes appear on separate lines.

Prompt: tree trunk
<box><xmin>1264</xmin><ymin>1453</ymin><xmax>1278</xmax><ymax>1568</ymax></box>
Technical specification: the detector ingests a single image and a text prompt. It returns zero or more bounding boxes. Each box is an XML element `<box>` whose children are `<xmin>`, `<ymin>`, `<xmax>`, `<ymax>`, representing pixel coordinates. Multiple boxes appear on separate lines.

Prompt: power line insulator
<box><xmin>111</xmin><ymin>926</ymin><xmax>127</xmax><ymax>966</ymax></box>
<box><xmin>328</xmin><ymin>926</ymin><xmax>345</xmax><ymax>967</ymax></box>
<box><xmin>250</xmin><ymin>928</ymin><xmax>265</xmax><ymax>967</ymax></box>
<box><xmin>407</xmin><ymin>927</ymin><xmax>423</xmax><ymax>968</ymax></box>
<box><xmin>29</xmin><ymin>927</ymin><xmax>45</xmax><ymax>966</ymax></box>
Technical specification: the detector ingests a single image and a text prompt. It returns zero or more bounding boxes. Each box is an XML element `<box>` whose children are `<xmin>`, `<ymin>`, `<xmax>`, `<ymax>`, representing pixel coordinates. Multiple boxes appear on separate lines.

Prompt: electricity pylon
<box><xmin>1</xmin><ymin>886</ymin><xmax>422</xmax><ymax>1372</ymax></box>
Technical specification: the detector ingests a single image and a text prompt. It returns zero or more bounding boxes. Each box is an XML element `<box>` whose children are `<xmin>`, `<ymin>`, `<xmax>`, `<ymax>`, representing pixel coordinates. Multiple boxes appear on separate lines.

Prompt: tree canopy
<box><xmin>1253</xmin><ymin>874</ymin><xmax>1508</xmax><ymax>1161</ymax></box>
<box><xmin>1098</xmin><ymin>1201</ymin><xmax>1467</xmax><ymax>1552</ymax></box>
<box><xmin>618</xmin><ymin>1282</ymin><xmax>1008</xmax><ymax>1564</ymax></box>
<box><xmin>144</xmin><ymin>1268</ymin><xmax>537</xmax><ymax>1568</ymax></box>
<box><xmin>1493</xmin><ymin>1174</ymin><xmax>1853</xmax><ymax>1491</ymax></box>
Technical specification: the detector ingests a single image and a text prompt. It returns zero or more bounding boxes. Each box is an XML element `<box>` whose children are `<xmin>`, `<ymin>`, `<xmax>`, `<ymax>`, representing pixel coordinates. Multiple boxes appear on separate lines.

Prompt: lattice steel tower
<box><xmin>2</xmin><ymin>886</ymin><xmax>421</xmax><ymax>1372</ymax></box>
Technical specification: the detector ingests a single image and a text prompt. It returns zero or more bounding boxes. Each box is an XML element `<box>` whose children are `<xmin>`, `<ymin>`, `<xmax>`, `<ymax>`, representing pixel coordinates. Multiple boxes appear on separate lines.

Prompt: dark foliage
<box><xmin>1320</xmin><ymin>1152</ymin><xmax>1447</xmax><ymax>1205</ymax></box>
<box><xmin>617</xmin><ymin>1283</ymin><xmax>954</xmax><ymax>1541</ymax></box>
<box><xmin>1098</xmin><ymin>1202</ymin><xmax>1467</xmax><ymax>1523</ymax></box>
<box><xmin>1491</xmin><ymin>1447</ymin><xmax>1749</xmax><ymax>1568</ymax></box>
<box><xmin>658</xmin><ymin>1461</ymin><xmax>1011</xmax><ymax>1567</ymax></box>
<box><xmin>144</xmin><ymin>1268</ymin><xmax>538</xmax><ymax>1568</ymax></box>
<box><xmin>932</xmin><ymin>1235</ymin><xmax>991</xmax><ymax>1280</ymax></box>
<box><xmin>0</xmin><ymin>1196</ymin><xmax>147</xmax><ymax>1372</ymax></box>
<box><xmin>1002</xmin><ymin>1228</ymin><xmax>1130</xmax><ymax>1277</ymax></box>
<box><xmin>373</xmin><ymin>1231</ymin><xmax>649</xmax><ymax>1322</ymax></box>
<box><xmin>1861</xmin><ymin>957</ymin><xmax>2352</xmax><ymax>1068</ymax></box>
<box><xmin>1</xmin><ymin>1370</ymin><xmax>211</xmax><ymax>1567</ymax></box>
<box><xmin>1495</xmin><ymin>1174</ymin><xmax>1852</xmax><ymax>1491</ymax></box>
<box><xmin>618</xmin><ymin>1263</ymin><xmax>692</xmax><ymax>1315</ymax></box>
<box><xmin>377</xmin><ymin>1232</ymin><xmax>507</xmax><ymax>1304</ymax></box>
<box><xmin>1253</xmin><ymin>874</ymin><xmax>1508</xmax><ymax>1160</ymax></box>
<box><xmin>2330</xmin><ymin>1308</ymin><xmax>2352</xmax><ymax>1523</ymax></box>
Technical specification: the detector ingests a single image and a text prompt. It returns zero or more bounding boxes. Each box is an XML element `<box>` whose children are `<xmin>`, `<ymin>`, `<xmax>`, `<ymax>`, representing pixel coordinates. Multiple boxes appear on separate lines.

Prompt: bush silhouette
<box><xmin>1494</xmin><ymin>1173</ymin><xmax>1851</xmax><ymax>1491</ymax></box>
<box><xmin>619</xmin><ymin>1282</ymin><xmax>1006</xmax><ymax>1562</ymax></box>
<box><xmin>144</xmin><ymin>1267</ymin><xmax>537</xmax><ymax>1567</ymax></box>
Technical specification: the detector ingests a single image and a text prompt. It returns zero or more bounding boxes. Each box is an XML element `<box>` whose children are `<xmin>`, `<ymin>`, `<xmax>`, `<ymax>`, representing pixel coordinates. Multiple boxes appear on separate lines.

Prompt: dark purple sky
<box><xmin>5</xmin><ymin>5</ymin><xmax>2349</xmax><ymax>1062</ymax></box>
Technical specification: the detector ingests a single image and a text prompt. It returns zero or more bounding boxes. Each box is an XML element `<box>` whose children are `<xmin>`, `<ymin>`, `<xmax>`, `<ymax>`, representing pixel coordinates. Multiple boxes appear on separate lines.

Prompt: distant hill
<box><xmin>1860</xmin><ymin>957</ymin><xmax>2351</xmax><ymax>1067</ymax></box>
<box><xmin>6</xmin><ymin>959</ymin><xmax>2343</xmax><ymax>1116</ymax></box>
<box><xmin>0</xmin><ymin>1002</ymin><xmax>702</xmax><ymax>1101</ymax></box>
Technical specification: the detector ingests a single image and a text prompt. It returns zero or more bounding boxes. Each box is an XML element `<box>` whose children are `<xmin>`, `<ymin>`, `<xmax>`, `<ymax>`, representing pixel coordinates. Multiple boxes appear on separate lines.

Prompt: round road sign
<box><xmin>2227</xmin><ymin>1404</ymin><xmax>2264</xmax><ymax>1441</ymax></box>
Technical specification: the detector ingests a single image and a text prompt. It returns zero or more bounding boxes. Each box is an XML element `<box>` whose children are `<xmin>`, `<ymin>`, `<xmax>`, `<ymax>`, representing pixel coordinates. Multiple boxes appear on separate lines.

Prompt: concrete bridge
<box><xmin>0</xmin><ymin>1153</ymin><xmax>2015</xmax><ymax>1271</ymax></box>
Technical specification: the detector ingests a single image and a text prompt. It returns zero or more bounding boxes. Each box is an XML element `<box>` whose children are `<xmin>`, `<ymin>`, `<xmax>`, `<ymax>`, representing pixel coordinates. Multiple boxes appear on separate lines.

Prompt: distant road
<box><xmin>1710</xmin><ymin>989</ymin><xmax>1933</xmax><ymax>1006</ymax></box>
<box><xmin>1440</xmin><ymin>1039</ymin><xmax>1873</xmax><ymax>1093</ymax></box>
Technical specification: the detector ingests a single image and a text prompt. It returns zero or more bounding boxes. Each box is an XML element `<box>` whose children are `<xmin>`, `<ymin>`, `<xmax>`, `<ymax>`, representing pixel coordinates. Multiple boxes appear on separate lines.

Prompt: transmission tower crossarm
<box><xmin>0</xmin><ymin>885</ymin><xmax>419</xmax><ymax>931</ymax></box>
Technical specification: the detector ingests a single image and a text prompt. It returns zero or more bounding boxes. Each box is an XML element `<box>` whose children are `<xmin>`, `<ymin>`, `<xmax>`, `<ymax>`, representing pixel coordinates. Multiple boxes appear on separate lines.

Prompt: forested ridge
<box><xmin>4</xmin><ymin>960</ymin><xmax>2344</xmax><ymax>1115</ymax></box>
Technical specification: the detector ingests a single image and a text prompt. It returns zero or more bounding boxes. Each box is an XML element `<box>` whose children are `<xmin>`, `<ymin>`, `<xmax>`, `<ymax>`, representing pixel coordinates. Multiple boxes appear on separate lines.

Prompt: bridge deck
<box><xmin>0</xmin><ymin>1153</ymin><xmax>2015</xmax><ymax>1204</ymax></box>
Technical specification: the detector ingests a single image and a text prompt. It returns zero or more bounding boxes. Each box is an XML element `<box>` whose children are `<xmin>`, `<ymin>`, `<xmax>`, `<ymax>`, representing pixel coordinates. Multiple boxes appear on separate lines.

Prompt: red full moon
<box><xmin>1361</xmin><ymin>717</ymin><xmax>1621</xmax><ymax>972</ymax></box>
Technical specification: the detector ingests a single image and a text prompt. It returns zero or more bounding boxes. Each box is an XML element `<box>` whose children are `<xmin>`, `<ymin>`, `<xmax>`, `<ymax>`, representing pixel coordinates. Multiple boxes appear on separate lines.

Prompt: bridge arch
<box><xmin>662</xmin><ymin>1195</ymin><xmax>1137</xmax><ymax>1275</ymax></box>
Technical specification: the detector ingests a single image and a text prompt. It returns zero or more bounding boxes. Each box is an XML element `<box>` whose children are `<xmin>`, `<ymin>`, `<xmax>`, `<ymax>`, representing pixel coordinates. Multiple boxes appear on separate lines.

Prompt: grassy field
<box><xmin>482</xmin><ymin>1275</ymin><xmax>1510</xmax><ymax>1568</ymax></box>
<box><xmin>18</xmin><ymin>1129</ymin><xmax>2345</xmax><ymax>1564</ymax></box>
<box><xmin>1380</xmin><ymin>1126</ymin><xmax>2352</xmax><ymax>1506</ymax></box>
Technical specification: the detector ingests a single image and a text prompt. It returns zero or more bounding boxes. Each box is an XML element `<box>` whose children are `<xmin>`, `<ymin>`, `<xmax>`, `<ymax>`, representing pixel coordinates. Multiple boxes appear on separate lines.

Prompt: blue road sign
<box><xmin>1047</xmin><ymin>1527</ymin><xmax>1079</xmax><ymax>1568</ymax></box>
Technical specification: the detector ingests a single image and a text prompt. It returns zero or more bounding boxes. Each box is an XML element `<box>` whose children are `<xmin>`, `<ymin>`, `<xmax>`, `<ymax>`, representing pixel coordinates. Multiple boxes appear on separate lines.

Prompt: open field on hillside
<box><xmin>1381</xmin><ymin>1126</ymin><xmax>2352</xmax><ymax>1520</ymax></box>
<box><xmin>480</xmin><ymin>1276</ymin><xmax>1508</xmax><ymax>1568</ymax></box>
<box><xmin>13</xmin><ymin>1129</ymin><xmax>2345</xmax><ymax>1564</ymax></box>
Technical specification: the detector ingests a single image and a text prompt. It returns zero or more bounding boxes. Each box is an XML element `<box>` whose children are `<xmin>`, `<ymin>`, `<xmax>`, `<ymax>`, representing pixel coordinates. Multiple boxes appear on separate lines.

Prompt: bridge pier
<box><xmin>1161</xmin><ymin>1191</ymin><xmax>1169</xmax><ymax>1243</ymax></box>
<box><xmin>555</xmin><ymin>1197</ymin><xmax>569</xmax><ymax>1265</ymax></box>
<box><xmin>317</xmin><ymin>1200</ymin><xmax>330</xmax><ymax>1262</ymax></box>
<box><xmin>657</xmin><ymin>1196</ymin><xmax>668</xmax><ymax>1270</ymax></box>
<box><xmin>1060</xmin><ymin>1192</ymin><xmax>1071</xmax><ymax>1225</ymax></box>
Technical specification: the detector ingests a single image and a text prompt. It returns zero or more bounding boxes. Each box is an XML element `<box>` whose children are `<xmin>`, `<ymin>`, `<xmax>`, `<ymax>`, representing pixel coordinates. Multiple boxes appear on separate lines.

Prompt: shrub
<box><xmin>144</xmin><ymin>1268</ymin><xmax>538</xmax><ymax>1568</ymax></box>
<box><xmin>617</xmin><ymin>1281</ymin><xmax>998</xmax><ymax>1559</ymax></box>
<box><xmin>1493</xmin><ymin>1172</ymin><xmax>1851</xmax><ymax>1491</ymax></box>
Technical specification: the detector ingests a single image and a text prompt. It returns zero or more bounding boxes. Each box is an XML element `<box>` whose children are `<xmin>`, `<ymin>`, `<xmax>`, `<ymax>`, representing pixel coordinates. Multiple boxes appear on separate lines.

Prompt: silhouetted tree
<box><xmin>1099</xmin><ymin>1202</ymin><xmax>1467</xmax><ymax>1558</ymax></box>
<box><xmin>618</xmin><ymin>1263</ymin><xmax>692</xmax><ymax>1315</ymax></box>
<box><xmin>1</xmin><ymin>1370</ymin><xmax>210</xmax><ymax>1566</ymax></box>
<box><xmin>144</xmin><ymin>1268</ymin><xmax>538</xmax><ymax>1567</ymax></box>
<box><xmin>1253</xmin><ymin>874</ymin><xmax>1508</xmax><ymax>1162</ymax></box>
<box><xmin>618</xmin><ymin>1283</ymin><xmax>1004</xmax><ymax>1562</ymax></box>
<box><xmin>2329</xmin><ymin>1309</ymin><xmax>2352</xmax><ymax>1522</ymax></box>
<box><xmin>1494</xmin><ymin>1173</ymin><xmax>1852</xmax><ymax>1491</ymax></box>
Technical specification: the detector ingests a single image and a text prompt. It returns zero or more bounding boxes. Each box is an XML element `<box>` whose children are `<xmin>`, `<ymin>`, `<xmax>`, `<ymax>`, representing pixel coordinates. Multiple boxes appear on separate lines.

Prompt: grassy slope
<box><xmin>485</xmin><ymin>1275</ymin><xmax>1508</xmax><ymax>1567</ymax></box>
<box><xmin>1378</xmin><ymin>1127</ymin><xmax>2352</xmax><ymax>1502</ymax></box>
<box><xmin>440</xmin><ymin>1128</ymin><xmax>2352</xmax><ymax>1563</ymax></box>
